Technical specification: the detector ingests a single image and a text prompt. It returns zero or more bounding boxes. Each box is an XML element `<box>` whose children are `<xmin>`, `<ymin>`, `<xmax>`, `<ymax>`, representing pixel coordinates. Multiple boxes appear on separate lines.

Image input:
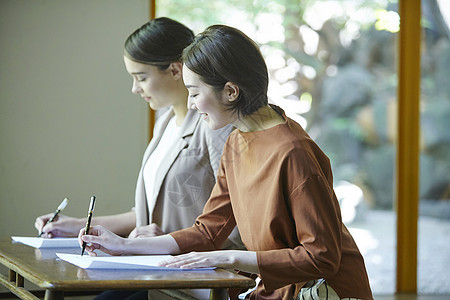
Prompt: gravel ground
<box><xmin>348</xmin><ymin>210</ymin><xmax>450</xmax><ymax>296</ymax></box>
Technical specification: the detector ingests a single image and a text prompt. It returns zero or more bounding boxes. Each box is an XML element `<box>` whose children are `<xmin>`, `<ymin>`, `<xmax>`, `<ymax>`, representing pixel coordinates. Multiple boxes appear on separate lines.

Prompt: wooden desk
<box><xmin>0</xmin><ymin>239</ymin><xmax>255</xmax><ymax>300</ymax></box>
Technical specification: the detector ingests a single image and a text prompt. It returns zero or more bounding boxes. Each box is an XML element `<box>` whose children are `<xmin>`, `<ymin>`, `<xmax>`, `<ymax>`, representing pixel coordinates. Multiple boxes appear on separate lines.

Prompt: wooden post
<box><xmin>148</xmin><ymin>0</ymin><xmax>156</xmax><ymax>142</ymax></box>
<box><xmin>396</xmin><ymin>0</ymin><xmax>421</xmax><ymax>293</ymax></box>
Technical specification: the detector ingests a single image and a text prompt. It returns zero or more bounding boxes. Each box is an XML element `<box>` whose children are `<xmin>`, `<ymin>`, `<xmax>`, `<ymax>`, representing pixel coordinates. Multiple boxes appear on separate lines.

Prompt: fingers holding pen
<box><xmin>78</xmin><ymin>225</ymin><xmax>126</xmax><ymax>256</ymax></box>
<box><xmin>36</xmin><ymin>198</ymin><xmax>70</xmax><ymax>238</ymax></box>
<box><xmin>78</xmin><ymin>225</ymin><xmax>101</xmax><ymax>255</ymax></box>
<box><xmin>38</xmin><ymin>221</ymin><xmax>62</xmax><ymax>238</ymax></box>
<box><xmin>35</xmin><ymin>213</ymin><xmax>52</xmax><ymax>231</ymax></box>
<box><xmin>35</xmin><ymin>213</ymin><xmax>57</xmax><ymax>237</ymax></box>
<box><xmin>36</xmin><ymin>214</ymin><xmax>81</xmax><ymax>238</ymax></box>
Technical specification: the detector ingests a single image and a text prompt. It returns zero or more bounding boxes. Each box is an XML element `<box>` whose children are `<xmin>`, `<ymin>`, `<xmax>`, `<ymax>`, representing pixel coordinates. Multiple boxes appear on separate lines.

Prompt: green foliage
<box><xmin>157</xmin><ymin>0</ymin><xmax>449</xmax><ymax>206</ymax></box>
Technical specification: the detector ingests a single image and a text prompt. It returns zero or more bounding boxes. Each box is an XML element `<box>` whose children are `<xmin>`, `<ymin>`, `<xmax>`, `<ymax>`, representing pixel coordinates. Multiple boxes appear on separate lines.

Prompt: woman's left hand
<box><xmin>128</xmin><ymin>223</ymin><xmax>165</xmax><ymax>238</ymax></box>
<box><xmin>158</xmin><ymin>250</ymin><xmax>259</xmax><ymax>274</ymax></box>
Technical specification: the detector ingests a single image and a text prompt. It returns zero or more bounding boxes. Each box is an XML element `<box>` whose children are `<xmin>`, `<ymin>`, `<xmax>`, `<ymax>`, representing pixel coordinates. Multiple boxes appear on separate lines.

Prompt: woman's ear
<box><xmin>169</xmin><ymin>62</ymin><xmax>183</xmax><ymax>80</ymax></box>
<box><xmin>224</xmin><ymin>82</ymin><xmax>239</xmax><ymax>102</ymax></box>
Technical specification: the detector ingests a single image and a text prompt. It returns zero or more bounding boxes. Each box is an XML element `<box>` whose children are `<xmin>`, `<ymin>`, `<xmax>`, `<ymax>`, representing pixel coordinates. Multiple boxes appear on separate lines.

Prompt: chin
<box><xmin>149</xmin><ymin>102</ymin><xmax>166</xmax><ymax>111</ymax></box>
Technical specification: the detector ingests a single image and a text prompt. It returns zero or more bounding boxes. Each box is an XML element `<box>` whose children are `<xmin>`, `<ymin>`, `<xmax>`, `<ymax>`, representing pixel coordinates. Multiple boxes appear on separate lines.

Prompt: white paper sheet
<box><xmin>11</xmin><ymin>236</ymin><xmax>80</xmax><ymax>248</ymax></box>
<box><xmin>56</xmin><ymin>253</ymin><xmax>215</xmax><ymax>271</ymax></box>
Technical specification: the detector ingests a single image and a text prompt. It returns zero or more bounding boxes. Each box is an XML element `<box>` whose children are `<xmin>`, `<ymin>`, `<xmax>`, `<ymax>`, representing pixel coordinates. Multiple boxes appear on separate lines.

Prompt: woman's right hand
<box><xmin>78</xmin><ymin>225</ymin><xmax>127</xmax><ymax>256</ymax></box>
<box><xmin>35</xmin><ymin>214</ymin><xmax>83</xmax><ymax>238</ymax></box>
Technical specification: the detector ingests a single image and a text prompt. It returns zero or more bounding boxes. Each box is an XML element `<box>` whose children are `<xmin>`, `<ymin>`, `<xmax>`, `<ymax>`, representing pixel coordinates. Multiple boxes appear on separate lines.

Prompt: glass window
<box><xmin>418</xmin><ymin>0</ymin><xmax>450</xmax><ymax>295</ymax></box>
<box><xmin>158</xmin><ymin>0</ymin><xmax>450</xmax><ymax>295</ymax></box>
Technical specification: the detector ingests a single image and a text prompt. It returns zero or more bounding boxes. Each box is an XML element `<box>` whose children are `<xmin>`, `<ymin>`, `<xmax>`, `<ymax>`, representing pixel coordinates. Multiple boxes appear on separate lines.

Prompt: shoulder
<box><xmin>258</xmin><ymin>118</ymin><xmax>330</xmax><ymax>177</ymax></box>
<box><xmin>277</xmin><ymin>127</ymin><xmax>332</xmax><ymax>186</ymax></box>
<box><xmin>274</xmin><ymin>117</ymin><xmax>322</xmax><ymax>159</ymax></box>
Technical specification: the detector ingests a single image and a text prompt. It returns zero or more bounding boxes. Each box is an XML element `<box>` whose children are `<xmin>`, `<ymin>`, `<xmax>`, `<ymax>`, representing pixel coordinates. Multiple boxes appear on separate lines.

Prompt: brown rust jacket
<box><xmin>171</xmin><ymin>107</ymin><xmax>373</xmax><ymax>300</ymax></box>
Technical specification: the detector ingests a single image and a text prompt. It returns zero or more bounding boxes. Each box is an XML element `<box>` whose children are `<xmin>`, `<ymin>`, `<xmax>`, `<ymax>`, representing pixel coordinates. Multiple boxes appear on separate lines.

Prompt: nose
<box><xmin>187</xmin><ymin>97</ymin><xmax>196</xmax><ymax>110</ymax></box>
<box><xmin>131</xmin><ymin>80</ymin><xmax>142</xmax><ymax>94</ymax></box>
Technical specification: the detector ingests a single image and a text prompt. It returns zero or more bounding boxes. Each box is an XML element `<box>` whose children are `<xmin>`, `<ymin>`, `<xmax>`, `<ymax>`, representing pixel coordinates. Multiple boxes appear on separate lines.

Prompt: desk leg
<box><xmin>209</xmin><ymin>288</ymin><xmax>227</xmax><ymax>300</ymax></box>
<box><xmin>16</xmin><ymin>272</ymin><xmax>24</xmax><ymax>288</ymax></box>
<box><xmin>8</xmin><ymin>270</ymin><xmax>16</xmax><ymax>282</ymax></box>
<box><xmin>44</xmin><ymin>290</ymin><xmax>64</xmax><ymax>300</ymax></box>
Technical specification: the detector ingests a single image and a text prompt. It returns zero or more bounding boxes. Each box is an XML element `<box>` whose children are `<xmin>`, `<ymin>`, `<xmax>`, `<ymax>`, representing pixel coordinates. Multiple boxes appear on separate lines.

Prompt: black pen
<box><xmin>81</xmin><ymin>196</ymin><xmax>96</xmax><ymax>256</ymax></box>
<box><xmin>38</xmin><ymin>198</ymin><xmax>69</xmax><ymax>237</ymax></box>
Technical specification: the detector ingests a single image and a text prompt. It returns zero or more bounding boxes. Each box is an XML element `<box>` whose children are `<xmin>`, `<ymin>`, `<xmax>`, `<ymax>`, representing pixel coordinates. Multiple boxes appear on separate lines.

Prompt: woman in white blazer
<box><xmin>36</xmin><ymin>17</ymin><xmax>241</xmax><ymax>300</ymax></box>
<box><xmin>36</xmin><ymin>17</ymin><xmax>238</xmax><ymax>241</ymax></box>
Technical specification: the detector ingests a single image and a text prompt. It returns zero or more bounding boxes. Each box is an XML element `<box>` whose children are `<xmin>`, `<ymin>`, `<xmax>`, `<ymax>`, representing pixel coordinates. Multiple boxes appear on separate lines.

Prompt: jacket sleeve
<box><xmin>169</xmin><ymin>160</ymin><xmax>237</xmax><ymax>253</ymax></box>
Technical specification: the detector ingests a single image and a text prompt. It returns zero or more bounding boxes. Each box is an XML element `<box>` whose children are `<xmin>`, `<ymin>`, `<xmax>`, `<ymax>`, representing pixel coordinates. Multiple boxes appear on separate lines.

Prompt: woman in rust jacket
<box><xmin>79</xmin><ymin>25</ymin><xmax>373</xmax><ymax>300</ymax></box>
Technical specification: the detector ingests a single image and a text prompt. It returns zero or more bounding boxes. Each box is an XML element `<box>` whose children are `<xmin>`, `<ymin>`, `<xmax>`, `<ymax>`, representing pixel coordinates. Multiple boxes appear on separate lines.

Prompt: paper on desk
<box><xmin>56</xmin><ymin>253</ymin><xmax>215</xmax><ymax>271</ymax></box>
<box><xmin>11</xmin><ymin>236</ymin><xmax>80</xmax><ymax>248</ymax></box>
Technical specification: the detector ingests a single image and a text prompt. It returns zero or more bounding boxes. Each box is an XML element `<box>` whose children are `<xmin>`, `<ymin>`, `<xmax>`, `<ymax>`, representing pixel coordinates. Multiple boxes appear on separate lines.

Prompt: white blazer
<box><xmin>134</xmin><ymin>108</ymin><xmax>243</xmax><ymax>249</ymax></box>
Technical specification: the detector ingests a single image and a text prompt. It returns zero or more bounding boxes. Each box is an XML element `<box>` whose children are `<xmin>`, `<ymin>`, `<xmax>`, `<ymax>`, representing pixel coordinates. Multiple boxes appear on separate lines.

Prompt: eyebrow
<box><xmin>185</xmin><ymin>85</ymin><xmax>198</xmax><ymax>89</ymax></box>
<box><xmin>131</xmin><ymin>72</ymin><xmax>146</xmax><ymax>75</ymax></box>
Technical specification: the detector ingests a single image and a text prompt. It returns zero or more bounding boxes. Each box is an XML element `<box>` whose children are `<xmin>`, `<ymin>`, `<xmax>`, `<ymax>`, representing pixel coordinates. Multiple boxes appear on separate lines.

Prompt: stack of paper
<box><xmin>11</xmin><ymin>236</ymin><xmax>215</xmax><ymax>271</ymax></box>
<box><xmin>56</xmin><ymin>253</ymin><xmax>214</xmax><ymax>271</ymax></box>
<box><xmin>12</xmin><ymin>236</ymin><xmax>80</xmax><ymax>248</ymax></box>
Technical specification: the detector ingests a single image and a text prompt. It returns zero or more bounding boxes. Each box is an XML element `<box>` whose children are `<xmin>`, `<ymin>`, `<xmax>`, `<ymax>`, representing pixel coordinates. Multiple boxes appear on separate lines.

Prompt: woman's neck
<box><xmin>234</xmin><ymin>105</ymin><xmax>285</xmax><ymax>132</ymax></box>
<box><xmin>172</xmin><ymin>103</ymin><xmax>188</xmax><ymax>126</ymax></box>
<box><xmin>171</xmin><ymin>88</ymin><xmax>189</xmax><ymax>126</ymax></box>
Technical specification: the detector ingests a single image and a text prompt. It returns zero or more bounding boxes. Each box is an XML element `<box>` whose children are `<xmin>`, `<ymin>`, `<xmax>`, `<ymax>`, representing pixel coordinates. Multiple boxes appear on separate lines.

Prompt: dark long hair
<box><xmin>125</xmin><ymin>17</ymin><xmax>194</xmax><ymax>70</ymax></box>
<box><xmin>182</xmin><ymin>25</ymin><xmax>268</xmax><ymax>117</ymax></box>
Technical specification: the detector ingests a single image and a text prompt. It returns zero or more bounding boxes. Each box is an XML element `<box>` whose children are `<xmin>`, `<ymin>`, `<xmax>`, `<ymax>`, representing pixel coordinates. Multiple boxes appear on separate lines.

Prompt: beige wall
<box><xmin>0</xmin><ymin>0</ymin><xmax>149</xmax><ymax>237</ymax></box>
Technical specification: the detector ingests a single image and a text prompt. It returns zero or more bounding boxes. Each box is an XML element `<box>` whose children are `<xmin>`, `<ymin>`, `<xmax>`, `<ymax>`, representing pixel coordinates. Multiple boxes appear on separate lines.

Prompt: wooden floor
<box><xmin>1</xmin><ymin>293</ymin><xmax>450</xmax><ymax>299</ymax></box>
<box><xmin>375</xmin><ymin>295</ymin><xmax>450</xmax><ymax>300</ymax></box>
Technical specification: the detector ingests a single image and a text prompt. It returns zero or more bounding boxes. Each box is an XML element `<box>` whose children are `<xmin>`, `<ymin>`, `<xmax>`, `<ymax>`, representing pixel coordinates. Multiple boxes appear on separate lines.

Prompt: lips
<box><xmin>198</xmin><ymin>110</ymin><xmax>208</xmax><ymax>118</ymax></box>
